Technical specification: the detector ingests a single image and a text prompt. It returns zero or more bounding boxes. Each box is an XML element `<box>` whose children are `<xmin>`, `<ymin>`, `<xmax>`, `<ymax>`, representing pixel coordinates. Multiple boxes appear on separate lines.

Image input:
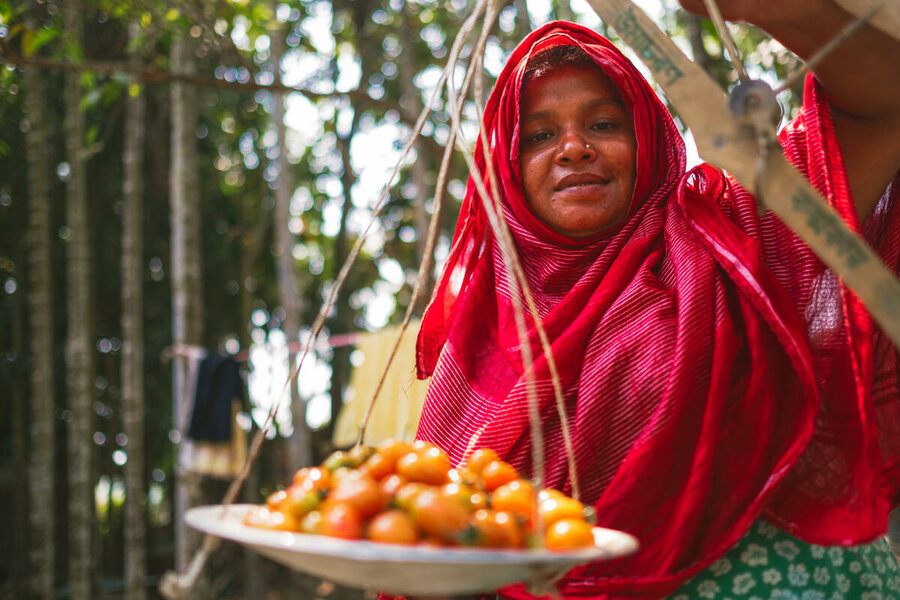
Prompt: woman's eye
<box><xmin>527</xmin><ymin>131</ymin><xmax>551</xmax><ymax>144</ymax></box>
<box><xmin>591</xmin><ymin>121</ymin><xmax>614</xmax><ymax>131</ymax></box>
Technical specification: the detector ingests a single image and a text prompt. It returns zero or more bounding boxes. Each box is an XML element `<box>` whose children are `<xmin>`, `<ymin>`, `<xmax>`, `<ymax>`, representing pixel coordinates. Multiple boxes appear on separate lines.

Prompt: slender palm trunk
<box><xmin>64</xmin><ymin>2</ymin><xmax>96</xmax><ymax>598</ymax></box>
<box><xmin>25</xmin><ymin>39</ymin><xmax>55</xmax><ymax>600</ymax></box>
<box><xmin>170</xmin><ymin>33</ymin><xmax>205</xmax><ymax>598</ymax></box>
<box><xmin>271</xmin><ymin>20</ymin><xmax>311</xmax><ymax>471</ymax></box>
<box><xmin>122</xmin><ymin>21</ymin><xmax>148</xmax><ymax>600</ymax></box>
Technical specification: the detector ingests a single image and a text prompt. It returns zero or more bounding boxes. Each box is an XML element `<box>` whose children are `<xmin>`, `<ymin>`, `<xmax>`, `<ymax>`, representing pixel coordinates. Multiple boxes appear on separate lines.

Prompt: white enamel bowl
<box><xmin>186</xmin><ymin>504</ymin><xmax>639</xmax><ymax>596</ymax></box>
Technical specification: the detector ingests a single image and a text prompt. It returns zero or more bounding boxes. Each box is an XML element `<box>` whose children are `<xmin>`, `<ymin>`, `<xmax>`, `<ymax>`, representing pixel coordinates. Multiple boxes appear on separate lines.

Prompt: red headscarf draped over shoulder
<box><xmin>415</xmin><ymin>20</ymin><xmax>900</xmax><ymax>598</ymax></box>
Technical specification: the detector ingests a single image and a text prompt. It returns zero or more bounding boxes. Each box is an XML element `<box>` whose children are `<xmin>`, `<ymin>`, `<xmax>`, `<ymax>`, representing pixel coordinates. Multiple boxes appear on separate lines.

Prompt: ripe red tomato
<box><xmin>327</xmin><ymin>471</ymin><xmax>384</xmax><ymax>518</ymax></box>
<box><xmin>365</xmin><ymin>510</ymin><xmax>420</xmax><ymax>545</ymax></box>
<box><xmin>319</xmin><ymin>503</ymin><xmax>363</xmax><ymax>539</ymax></box>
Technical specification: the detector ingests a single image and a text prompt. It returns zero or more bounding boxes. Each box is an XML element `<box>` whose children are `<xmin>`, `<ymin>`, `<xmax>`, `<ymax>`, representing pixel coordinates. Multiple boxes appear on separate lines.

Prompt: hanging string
<box><xmin>700</xmin><ymin>0</ymin><xmax>748</xmax><ymax>82</ymax></box>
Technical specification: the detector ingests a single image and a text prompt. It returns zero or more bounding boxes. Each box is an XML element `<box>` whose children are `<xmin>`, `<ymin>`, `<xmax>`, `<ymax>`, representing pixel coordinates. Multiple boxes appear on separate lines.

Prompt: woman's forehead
<box><xmin>520</xmin><ymin>65</ymin><xmax>626</xmax><ymax>112</ymax></box>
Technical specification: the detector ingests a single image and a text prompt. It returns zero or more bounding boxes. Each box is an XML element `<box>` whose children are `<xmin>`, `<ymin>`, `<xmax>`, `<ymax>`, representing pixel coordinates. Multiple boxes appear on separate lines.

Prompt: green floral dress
<box><xmin>669</xmin><ymin>520</ymin><xmax>900</xmax><ymax>599</ymax></box>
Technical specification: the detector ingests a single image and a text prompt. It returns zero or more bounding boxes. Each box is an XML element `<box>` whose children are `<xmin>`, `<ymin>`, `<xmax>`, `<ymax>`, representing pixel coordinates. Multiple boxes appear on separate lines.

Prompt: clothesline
<box><xmin>160</xmin><ymin>332</ymin><xmax>360</xmax><ymax>364</ymax></box>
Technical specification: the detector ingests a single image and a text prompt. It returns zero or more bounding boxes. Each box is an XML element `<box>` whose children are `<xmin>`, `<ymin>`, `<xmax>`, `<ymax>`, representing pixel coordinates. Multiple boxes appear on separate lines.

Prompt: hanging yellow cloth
<box><xmin>332</xmin><ymin>321</ymin><xmax>429</xmax><ymax>446</ymax></box>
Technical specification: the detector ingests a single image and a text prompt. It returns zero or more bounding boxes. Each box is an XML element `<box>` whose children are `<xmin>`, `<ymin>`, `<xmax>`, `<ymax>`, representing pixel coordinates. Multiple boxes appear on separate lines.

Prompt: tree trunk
<box><xmin>170</xmin><ymin>33</ymin><xmax>206</xmax><ymax>598</ymax></box>
<box><xmin>271</xmin><ymin>19</ymin><xmax>312</xmax><ymax>472</ymax></box>
<box><xmin>64</xmin><ymin>2</ymin><xmax>96</xmax><ymax>598</ymax></box>
<box><xmin>238</xmin><ymin>190</ymin><xmax>267</xmax><ymax>600</ymax></box>
<box><xmin>326</xmin><ymin>108</ymin><xmax>361</xmax><ymax>446</ymax></box>
<box><xmin>122</xmin><ymin>21</ymin><xmax>148</xmax><ymax>600</ymax></box>
<box><xmin>25</xmin><ymin>40</ymin><xmax>55</xmax><ymax>600</ymax></box>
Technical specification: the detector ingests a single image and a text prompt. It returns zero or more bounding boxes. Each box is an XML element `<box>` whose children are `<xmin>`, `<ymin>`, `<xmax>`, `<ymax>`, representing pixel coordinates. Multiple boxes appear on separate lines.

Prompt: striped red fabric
<box><xmin>414</xmin><ymin>21</ymin><xmax>900</xmax><ymax>599</ymax></box>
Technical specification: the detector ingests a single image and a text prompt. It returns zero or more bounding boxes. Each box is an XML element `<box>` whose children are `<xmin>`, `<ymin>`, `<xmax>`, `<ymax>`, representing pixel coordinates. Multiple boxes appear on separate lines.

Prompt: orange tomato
<box><xmin>544</xmin><ymin>518</ymin><xmax>595</xmax><ymax>550</ymax></box>
<box><xmin>243</xmin><ymin>506</ymin><xmax>274</xmax><ymax>528</ymax></box>
<box><xmin>467</xmin><ymin>509</ymin><xmax>508</xmax><ymax>548</ymax></box>
<box><xmin>464</xmin><ymin>448</ymin><xmax>500</xmax><ymax>478</ymax></box>
<box><xmin>294</xmin><ymin>466</ymin><xmax>331</xmax><ymax>493</ymax></box>
<box><xmin>327</xmin><ymin>471</ymin><xmax>384</xmax><ymax>518</ymax></box>
<box><xmin>492</xmin><ymin>510</ymin><xmax>525</xmax><ymax>548</ymax></box>
<box><xmin>265</xmin><ymin>509</ymin><xmax>299</xmax><ymax>532</ymax></box>
<box><xmin>366</xmin><ymin>510</ymin><xmax>420</xmax><ymax>545</ymax></box>
<box><xmin>266</xmin><ymin>489</ymin><xmax>290</xmax><ymax>512</ymax></box>
<box><xmin>299</xmin><ymin>510</ymin><xmax>323</xmax><ymax>534</ymax></box>
<box><xmin>360</xmin><ymin>452</ymin><xmax>393</xmax><ymax>481</ymax></box>
<box><xmin>245</xmin><ymin>506</ymin><xmax>298</xmax><ymax>532</ymax></box>
<box><xmin>393</xmin><ymin>482</ymin><xmax>430</xmax><ymax>512</ymax></box>
<box><xmin>491</xmin><ymin>479</ymin><xmax>535</xmax><ymax>525</ymax></box>
<box><xmin>320</xmin><ymin>503</ymin><xmax>364</xmax><ymax>539</ymax></box>
<box><xmin>376</xmin><ymin>439</ymin><xmax>414</xmax><ymax>468</ymax></box>
<box><xmin>442</xmin><ymin>482</ymin><xmax>487</xmax><ymax>511</ymax></box>
<box><xmin>410</xmin><ymin>489</ymin><xmax>470</xmax><ymax>543</ymax></box>
<box><xmin>396</xmin><ymin>447</ymin><xmax>450</xmax><ymax>485</ymax></box>
<box><xmin>481</xmin><ymin>460</ymin><xmax>519</xmax><ymax>492</ymax></box>
<box><xmin>379</xmin><ymin>473</ymin><xmax>408</xmax><ymax>500</ymax></box>
<box><xmin>538</xmin><ymin>495</ymin><xmax>585</xmax><ymax>528</ymax></box>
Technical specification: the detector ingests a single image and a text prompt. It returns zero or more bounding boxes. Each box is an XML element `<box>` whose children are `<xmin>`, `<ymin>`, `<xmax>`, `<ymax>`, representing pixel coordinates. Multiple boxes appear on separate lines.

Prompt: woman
<box><xmin>413</xmin><ymin>1</ymin><xmax>900</xmax><ymax>598</ymax></box>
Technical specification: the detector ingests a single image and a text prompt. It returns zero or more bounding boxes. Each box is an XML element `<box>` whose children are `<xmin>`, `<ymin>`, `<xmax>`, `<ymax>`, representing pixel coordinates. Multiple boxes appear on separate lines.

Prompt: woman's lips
<box><xmin>554</xmin><ymin>173</ymin><xmax>608</xmax><ymax>190</ymax></box>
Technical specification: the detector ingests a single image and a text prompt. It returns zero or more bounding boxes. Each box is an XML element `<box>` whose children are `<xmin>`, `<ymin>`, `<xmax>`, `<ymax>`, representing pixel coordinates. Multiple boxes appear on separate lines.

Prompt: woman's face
<box><xmin>518</xmin><ymin>64</ymin><xmax>637</xmax><ymax>238</ymax></box>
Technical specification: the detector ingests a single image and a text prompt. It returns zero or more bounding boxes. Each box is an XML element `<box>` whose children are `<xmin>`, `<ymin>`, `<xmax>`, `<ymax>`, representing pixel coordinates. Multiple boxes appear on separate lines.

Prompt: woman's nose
<box><xmin>556</xmin><ymin>130</ymin><xmax>597</xmax><ymax>163</ymax></box>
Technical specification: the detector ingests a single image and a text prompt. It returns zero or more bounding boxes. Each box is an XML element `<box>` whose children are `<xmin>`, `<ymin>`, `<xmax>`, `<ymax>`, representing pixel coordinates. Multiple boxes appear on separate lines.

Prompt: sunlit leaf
<box><xmin>23</xmin><ymin>26</ymin><xmax>58</xmax><ymax>57</ymax></box>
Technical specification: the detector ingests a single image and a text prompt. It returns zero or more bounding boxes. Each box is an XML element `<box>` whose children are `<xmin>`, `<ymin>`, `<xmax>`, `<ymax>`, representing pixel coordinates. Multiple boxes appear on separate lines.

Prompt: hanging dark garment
<box><xmin>187</xmin><ymin>353</ymin><xmax>244</xmax><ymax>442</ymax></box>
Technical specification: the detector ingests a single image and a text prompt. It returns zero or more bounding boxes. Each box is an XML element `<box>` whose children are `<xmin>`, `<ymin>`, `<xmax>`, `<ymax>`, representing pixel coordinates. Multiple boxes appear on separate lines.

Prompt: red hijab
<box><xmin>416</xmin><ymin>21</ymin><xmax>900</xmax><ymax>598</ymax></box>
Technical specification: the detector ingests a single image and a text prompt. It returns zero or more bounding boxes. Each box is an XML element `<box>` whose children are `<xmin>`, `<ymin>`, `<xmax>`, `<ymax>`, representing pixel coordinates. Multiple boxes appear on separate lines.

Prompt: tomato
<box><xmin>243</xmin><ymin>506</ymin><xmax>274</xmax><ymax>528</ymax></box>
<box><xmin>464</xmin><ymin>448</ymin><xmax>500</xmax><ymax>478</ymax></box>
<box><xmin>320</xmin><ymin>503</ymin><xmax>364</xmax><ymax>539</ymax></box>
<box><xmin>299</xmin><ymin>510</ymin><xmax>323</xmax><ymax>534</ymax></box>
<box><xmin>538</xmin><ymin>495</ymin><xmax>585</xmax><ymax>528</ymax></box>
<box><xmin>537</xmin><ymin>488</ymin><xmax>566</xmax><ymax>503</ymax></box>
<box><xmin>294</xmin><ymin>466</ymin><xmax>331</xmax><ymax>494</ymax></box>
<box><xmin>322</xmin><ymin>450</ymin><xmax>355</xmax><ymax>472</ymax></box>
<box><xmin>393</xmin><ymin>482</ymin><xmax>430</xmax><ymax>512</ymax></box>
<box><xmin>411</xmin><ymin>489</ymin><xmax>470</xmax><ymax>543</ymax></box>
<box><xmin>266</xmin><ymin>489</ymin><xmax>289</xmax><ymax>512</ymax></box>
<box><xmin>347</xmin><ymin>444</ymin><xmax>374</xmax><ymax>466</ymax></box>
<box><xmin>282</xmin><ymin>484</ymin><xmax>321</xmax><ymax>519</ymax></box>
<box><xmin>396</xmin><ymin>446</ymin><xmax>450</xmax><ymax>485</ymax></box>
<box><xmin>265</xmin><ymin>509</ymin><xmax>299</xmax><ymax>532</ymax></box>
<box><xmin>467</xmin><ymin>509</ymin><xmax>507</xmax><ymax>548</ymax></box>
<box><xmin>376</xmin><ymin>439</ymin><xmax>414</xmax><ymax>468</ymax></box>
<box><xmin>442</xmin><ymin>482</ymin><xmax>487</xmax><ymax>511</ymax></box>
<box><xmin>544</xmin><ymin>518</ymin><xmax>595</xmax><ymax>550</ymax></box>
<box><xmin>491</xmin><ymin>479</ymin><xmax>536</xmax><ymax>525</ymax></box>
<box><xmin>366</xmin><ymin>510</ymin><xmax>420</xmax><ymax>545</ymax></box>
<box><xmin>481</xmin><ymin>460</ymin><xmax>519</xmax><ymax>492</ymax></box>
<box><xmin>245</xmin><ymin>506</ymin><xmax>298</xmax><ymax>531</ymax></box>
<box><xmin>327</xmin><ymin>471</ymin><xmax>384</xmax><ymax>518</ymax></box>
<box><xmin>360</xmin><ymin>452</ymin><xmax>393</xmax><ymax>481</ymax></box>
<box><xmin>492</xmin><ymin>510</ymin><xmax>525</xmax><ymax>548</ymax></box>
<box><xmin>379</xmin><ymin>473</ymin><xmax>408</xmax><ymax>501</ymax></box>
